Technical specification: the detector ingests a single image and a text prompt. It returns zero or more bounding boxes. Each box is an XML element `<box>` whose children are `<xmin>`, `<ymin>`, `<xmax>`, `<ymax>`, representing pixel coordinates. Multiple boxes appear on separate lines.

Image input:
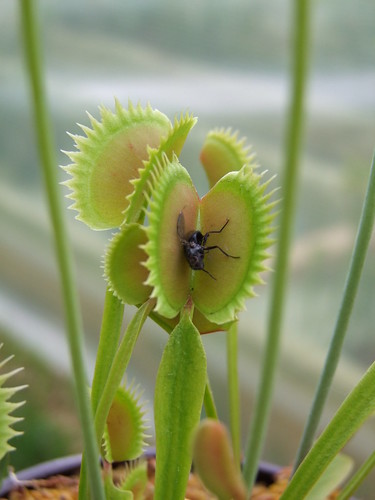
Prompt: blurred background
<box><xmin>1</xmin><ymin>0</ymin><xmax>375</xmax><ymax>495</ymax></box>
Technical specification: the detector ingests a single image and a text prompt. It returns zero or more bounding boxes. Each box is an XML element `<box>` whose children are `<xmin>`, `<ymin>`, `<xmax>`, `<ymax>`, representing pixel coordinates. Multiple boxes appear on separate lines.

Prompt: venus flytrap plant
<box><xmin>142</xmin><ymin>157</ymin><xmax>275</xmax><ymax>324</ymax></box>
<box><xmin>99</xmin><ymin>383</ymin><xmax>149</xmax><ymax>499</ymax></box>
<box><xmin>62</xmin><ymin>97</ymin><xmax>276</xmax><ymax>499</ymax></box>
<box><xmin>102</xmin><ymin>461</ymin><xmax>133</xmax><ymax>500</ymax></box>
<box><xmin>121</xmin><ymin>462</ymin><xmax>149</xmax><ymax>500</ymax></box>
<box><xmin>103</xmin><ymin>382</ymin><xmax>148</xmax><ymax>463</ymax></box>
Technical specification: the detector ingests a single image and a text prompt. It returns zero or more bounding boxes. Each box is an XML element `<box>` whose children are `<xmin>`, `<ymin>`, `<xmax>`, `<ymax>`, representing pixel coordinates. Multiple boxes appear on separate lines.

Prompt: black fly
<box><xmin>177</xmin><ymin>211</ymin><xmax>239</xmax><ymax>280</ymax></box>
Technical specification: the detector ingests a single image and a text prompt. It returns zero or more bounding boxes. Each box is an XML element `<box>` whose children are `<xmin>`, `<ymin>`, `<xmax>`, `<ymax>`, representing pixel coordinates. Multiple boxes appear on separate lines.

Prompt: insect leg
<box><xmin>206</xmin><ymin>219</ymin><xmax>230</xmax><ymax>235</ymax></box>
<box><xmin>204</xmin><ymin>245</ymin><xmax>240</xmax><ymax>259</ymax></box>
<box><xmin>202</xmin><ymin>219</ymin><xmax>230</xmax><ymax>244</ymax></box>
<box><xmin>201</xmin><ymin>268</ymin><xmax>216</xmax><ymax>280</ymax></box>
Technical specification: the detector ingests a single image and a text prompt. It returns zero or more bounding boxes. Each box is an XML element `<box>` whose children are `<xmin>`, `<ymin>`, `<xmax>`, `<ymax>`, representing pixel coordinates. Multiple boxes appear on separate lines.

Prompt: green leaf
<box><xmin>90</xmin><ymin>290</ymin><xmax>124</xmax><ymax>415</ymax></box>
<box><xmin>103</xmin><ymin>463</ymin><xmax>133</xmax><ymax>500</ymax></box>
<box><xmin>63</xmin><ymin>100</ymin><xmax>171</xmax><ymax>230</ymax></box>
<box><xmin>105</xmin><ymin>220</ymin><xmax>233</xmax><ymax>332</ymax></box>
<box><xmin>0</xmin><ymin>454</ymin><xmax>9</xmax><ymax>489</ymax></box>
<box><xmin>193</xmin><ymin>164</ymin><xmax>276</xmax><ymax>324</ymax></box>
<box><xmin>125</xmin><ymin>112</ymin><xmax>197</xmax><ymax>224</ymax></box>
<box><xmin>0</xmin><ymin>346</ymin><xmax>26</xmax><ymax>461</ymax></box>
<box><xmin>144</xmin><ymin>159</ymin><xmax>275</xmax><ymax>324</ymax></box>
<box><xmin>103</xmin><ymin>382</ymin><xmax>147</xmax><ymax>462</ymax></box>
<box><xmin>193</xmin><ymin>419</ymin><xmax>247</xmax><ymax>500</ymax></box>
<box><xmin>120</xmin><ymin>462</ymin><xmax>148</xmax><ymax>500</ymax></box>
<box><xmin>94</xmin><ymin>300</ymin><xmax>154</xmax><ymax>447</ymax></box>
<box><xmin>281</xmin><ymin>360</ymin><xmax>375</xmax><ymax>499</ymax></box>
<box><xmin>154</xmin><ymin>309</ymin><xmax>207</xmax><ymax>500</ymax></box>
<box><xmin>105</xmin><ymin>224</ymin><xmax>151</xmax><ymax>305</ymax></box>
<box><xmin>144</xmin><ymin>156</ymin><xmax>199</xmax><ymax>318</ymax></box>
<box><xmin>200</xmin><ymin>128</ymin><xmax>255</xmax><ymax>188</ymax></box>
<box><xmin>305</xmin><ymin>454</ymin><xmax>353</xmax><ymax>500</ymax></box>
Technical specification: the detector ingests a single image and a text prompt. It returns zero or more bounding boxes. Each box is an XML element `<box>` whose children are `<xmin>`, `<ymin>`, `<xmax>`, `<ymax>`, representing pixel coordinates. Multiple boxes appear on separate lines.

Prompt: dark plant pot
<box><xmin>0</xmin><ymin>454</ymin><xmax>82</xmax><ymax>497</ymax></box>
<box><xmin>0</xmin><ymin>453</ymin><xmax>351</xmax><ymax>498</ymax></box>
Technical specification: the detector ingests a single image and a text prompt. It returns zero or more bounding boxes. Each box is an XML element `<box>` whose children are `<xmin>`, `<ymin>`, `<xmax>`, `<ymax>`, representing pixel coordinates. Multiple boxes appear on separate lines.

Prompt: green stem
<box><xmin>81</xmin><ymin>300</ymin><xmax>154</xmax><ymax>499</ymax></box>
<box><xmin>78</xmin><ymin>289</ymin><xmax>124</xmax><ymax>499</ymax></box>
<box><xmin>293</xmin><ymin>151</ymin><xmax>375</xmax><ymax>471</ymax></box>
<box><xmin>226</xmin><ymin>322</ymin><xmax>240</xmax><ymax>467</ymax></box>
<box><xmin>203</xmin><ymin>375</ymin><xmax>218</xmax><ymax>420</ymax></box>
<box><xmin>94</xmin><ymin>300</ymin><xmax>155</xmax><ymax>445</ymax></box>
<box><xmin>337</xmin><ymin>450</ymin><xmax>375</xmax><ymax>500</ymax></box>
<box><xmin>19</xmin><ymin>1</ymin><xmax>104</xmax><ymax>498</ymax></box>
<box><xmin>91</xmin><ymin>289</ymin><xmax>125</xmax><ymax>413</ymax></box>
<box><xmin>242</xmin><ymin>0</ymin><xmax>311</xmax><ymax>490</ymax></box>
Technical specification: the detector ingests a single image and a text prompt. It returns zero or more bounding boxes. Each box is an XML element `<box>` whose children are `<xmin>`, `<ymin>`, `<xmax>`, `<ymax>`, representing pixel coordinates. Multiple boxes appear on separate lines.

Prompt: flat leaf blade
<box><xmin>305</xmin><ymin>454</ymin><xmax>353</xmax><ymax>500</ymax></box>
<box><xmin>154</xmin><ymin>311</ymin><xmax>207</xmax><ymax>500</ymax></box>
<box><xmin>281</xmin><ymin>361</ymin><xmax>375</xmax><ymax>499</ymax></box>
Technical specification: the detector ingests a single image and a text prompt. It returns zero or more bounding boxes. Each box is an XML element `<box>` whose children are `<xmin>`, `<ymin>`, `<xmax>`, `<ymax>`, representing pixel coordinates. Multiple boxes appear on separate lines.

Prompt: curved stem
<box><xmin>19</xmin><ymin>2</ymin><xmax>104</xmax><ymax>498</ymax></box>
<box><xmin>91</xmin><ymin>289</ymin><xmax>125</xmax><ymax>413</ymax></box>
<box><xmin>293</xmin><ymin>151</ymin><xmax>375</xmax><ymax>471</ymax></box>
<box><xmin>94</xmin><ymin>300</ymin><xmax>155</xmax><ymax>445</ymax></box>
<box><xmin>243</xmin><ymin>0</ymin><xmax>311</xmax><ymax>490</ymax></box>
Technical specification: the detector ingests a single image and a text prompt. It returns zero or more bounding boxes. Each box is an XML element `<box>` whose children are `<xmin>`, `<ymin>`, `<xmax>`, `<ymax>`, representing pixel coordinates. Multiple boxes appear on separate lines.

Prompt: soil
<box><xmin>1</xmin><ymin>459</ymin><xmax>340</xmax><ymax>499</ymax></box>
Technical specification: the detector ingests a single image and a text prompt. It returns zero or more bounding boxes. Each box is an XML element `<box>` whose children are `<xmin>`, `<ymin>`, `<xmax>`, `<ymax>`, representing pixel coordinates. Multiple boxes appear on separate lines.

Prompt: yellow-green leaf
<box><xmin>63</xmin><ymin>100</ymin><xmax>171</xmax><ymax>229</ymax></box>
<box><xmin>193</xmin><ymin>165</ymin><xmax>276</xmax><ymax>324</ymax></box>
<box><xmin>105</xmin><ymin>223</ymin><xmax>151</xmax><ymax>305</ymax></box>
<box><xmin>154</xmin><ymin>310</ymin><xmax>207</xmax><ymax>499</ymax></box>
<box><xmin>125</xmin><ymin>112</ymin><xmax>197</xmax><ymax>224</ymax></box>
<box><xmin>103</xmin><ymin>382</ymin><xmax>147</xmax><ymax>462</ymax></box>
<box><xmin>200</xmin><ymin>128</ymin><xmax>255</xmax><ymax>188</ymax></box>
<box><xmin>144</xmin><ymin>156</ymin><xmax>199</xmax><ymax>318</ymax></box>
<box><xmin>144</xmin><ymin>159</ymin><xmax>275</xmax><ymax>324</ymax></box>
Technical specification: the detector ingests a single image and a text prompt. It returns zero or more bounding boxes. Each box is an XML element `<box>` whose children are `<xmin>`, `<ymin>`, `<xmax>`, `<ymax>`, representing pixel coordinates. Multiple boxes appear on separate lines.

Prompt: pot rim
<box><xmin>0</xmin><ymin>454</ymin><xmax>82</xmax><ymax>496</ymax></box>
